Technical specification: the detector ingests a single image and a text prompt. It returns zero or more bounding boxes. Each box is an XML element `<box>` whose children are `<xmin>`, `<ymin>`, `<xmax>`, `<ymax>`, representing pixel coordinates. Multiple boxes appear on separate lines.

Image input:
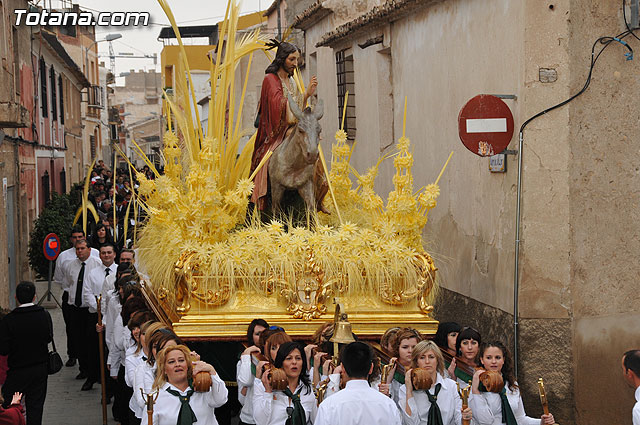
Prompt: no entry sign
<box><xmin>43</xmin><ymin>233</ymin><xmax>61</xmax><ymax>261</ymax></box>
<box><xmin>458</xmin><ymin>95</ymin><xmax>514</xmax><ymax>157</ymax></box>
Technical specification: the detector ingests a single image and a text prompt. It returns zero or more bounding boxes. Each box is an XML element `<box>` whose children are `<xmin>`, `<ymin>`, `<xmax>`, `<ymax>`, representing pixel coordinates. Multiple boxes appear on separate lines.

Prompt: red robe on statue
<box><xmin>250</xmin><ymin>73</ymin><xmax>290</xmax><ymax>210</ymax></box>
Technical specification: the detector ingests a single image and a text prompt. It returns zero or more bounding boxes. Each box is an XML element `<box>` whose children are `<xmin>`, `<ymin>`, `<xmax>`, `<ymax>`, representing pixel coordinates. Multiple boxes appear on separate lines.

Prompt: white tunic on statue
<box><xmin>141</xmin><ymin>376</ymin><xmax>228</xmax><ymax>425</ymax></box>
<box><xmin>252</xmin><ymin>379</ymin><xmax>315</xmax><ymax>425</ymax></box>
<box><xmin>236</xmin><ymin>354</ymin><xmax>257</xmax><ymax>424</ymax></box>
<box><xmin>398</xmin><ymin>373</ymin><xmax>462</xmax><ymax>425</ymax></box>
<box><xmin>314</xmin><ymin>379</ymin><xmax>402</xmax><ymax>425</ymax></box>
<box><xmin>468</xmin><ymin>381</ymin><xmax>539</xmax><ymax>425</ymax></box>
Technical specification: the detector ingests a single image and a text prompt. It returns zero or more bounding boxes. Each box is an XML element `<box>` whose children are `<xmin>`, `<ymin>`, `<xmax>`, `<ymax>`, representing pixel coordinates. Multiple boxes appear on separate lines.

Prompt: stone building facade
<box><xmin>289</xmin><ymin>0</ymin><xmax>640</xmax><ymax>423</ymax></box>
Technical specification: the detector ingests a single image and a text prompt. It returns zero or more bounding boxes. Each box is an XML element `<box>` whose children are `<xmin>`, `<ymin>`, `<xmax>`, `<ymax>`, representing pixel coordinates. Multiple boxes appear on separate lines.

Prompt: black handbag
<box><xmin>46</xmin><ymin>311</ymin><xmax>62</xmax><ymax>375</ymax></box>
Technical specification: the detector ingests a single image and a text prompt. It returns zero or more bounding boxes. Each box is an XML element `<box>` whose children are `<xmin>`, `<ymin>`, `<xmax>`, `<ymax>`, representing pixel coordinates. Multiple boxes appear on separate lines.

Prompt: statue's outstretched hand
<box><xmin>306</xmin><ymin>76</ymin><xmax>318</xmax><ymax>98</ymax></box>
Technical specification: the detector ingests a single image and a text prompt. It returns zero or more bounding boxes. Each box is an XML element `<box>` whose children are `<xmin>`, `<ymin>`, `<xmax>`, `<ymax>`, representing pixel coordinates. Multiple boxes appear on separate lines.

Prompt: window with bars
<box><xmin>50</xmin><ymin>66</ymin><xmax>57</xmax><ymax>121</ymax></box>
<box><xmin>40</xmin><ymin>57</ymin><xmax>48</xmax><ymax>118</ymax></box>
<box><xmin>58</xmin><ymin>75</ymin><xmax>64</xmax><ymax>124</ymax></box>
<box><xmin>335</xmin><ymin>48</ymin><xmax>356</xmax><ymax>141</ymax></box>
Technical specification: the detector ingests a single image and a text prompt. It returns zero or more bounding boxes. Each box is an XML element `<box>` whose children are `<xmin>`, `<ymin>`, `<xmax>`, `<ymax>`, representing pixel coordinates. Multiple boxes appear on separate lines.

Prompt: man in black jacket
<box><xmin>0</xmin><ymin>281</ymin><xmax>52</xmax><ymax>425</ymax></box>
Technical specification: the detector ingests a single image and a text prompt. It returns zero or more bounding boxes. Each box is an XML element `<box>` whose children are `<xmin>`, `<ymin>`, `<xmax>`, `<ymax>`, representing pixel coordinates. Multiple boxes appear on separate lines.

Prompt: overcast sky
<box><xmin>55</xmin><ymin>0</ymin><xmax>267</xmax><ymax>81</ymax></box>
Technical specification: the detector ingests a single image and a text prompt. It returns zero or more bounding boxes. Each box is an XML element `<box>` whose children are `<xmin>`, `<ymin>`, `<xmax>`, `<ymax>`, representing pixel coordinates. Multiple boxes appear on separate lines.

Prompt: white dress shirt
<box><xmin>252</xmin><ymin>379</ymin><xmax>315</xmax><ymax>425</ymax></box>
<box><xmin>322</xmin><ymin>373</ymin><xmax>381</xmax><ymax>400</ymax></box>
<box><xmin>633</xmin><ymin>385</ymin><xmax>640</xmax><ymax>425</ymax></box>
<box><xmin>61</xmin><ymin>256</ymin><xmax>103</xmax><ymax>307</ymax></box>
<box><xmin>399</xmin><ymin>373</ymin><xmax>462</xmax><ymax>425</ymax></box>
<box><xmin>141</xmin><ymin>377</ymin><xmax>228</xmax><ymax>425</ymax></box>
<box><xmin>131</xmin><ymin>361</ymin><xmax>156</xmax><ymax>418</ymax></box>
<box><xmin>315</xmin><ymin>379</ymin><xmax>402</xmax><ymax>425</ymax></box>
<box><xmin>106</xmin><ymin>297</ymin><xmax>123</xmax><ymax>376</ymax></box>
<box><xmin>83</xmin><ymin>262</ymin><xmax>117</xmax><ymax>313</ymax></box>
<box><xmin>236</xmin><ymin>354</ymin><xmax>257</xmax><ymax>424</ymax></box>
<box><xmin>54</xmin><ymin>247</ymin><xmax>99</xmax><ymax>291</ymax></box>
<box><xmin>125</xmin><ymin>345</ymin><xmax>144</xmax><ymax>388</ymax></box>
<box><xmin>469</xmin><ymin>381</ymin><xmax>539</xmax><ymax>425</ymax></box>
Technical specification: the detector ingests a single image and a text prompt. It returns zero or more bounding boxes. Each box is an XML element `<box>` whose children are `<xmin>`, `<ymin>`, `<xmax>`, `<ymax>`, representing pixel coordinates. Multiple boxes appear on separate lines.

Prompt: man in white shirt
<box><xmin>53</xmin><ymin>228</ymin><xmax>99</xmax><ymax>367</ymax></box>
<box><xmin>314</xmin><ymin>342</ymin><xmax>402</xmax><ymax>425</ymax></box>
<box><xmin>622</xmin><ymin>349</ymin><xmax>640</xmax><ymax>425</ymax></box>
<box><xmin>82</xmin><ymin>243</ymin><xmax>118</xmax><ymax>392</ymax></box>
<box><xmin>61</xmin><ymin>239</ymin><xmax>102</xmax><ymax>390</ymax></box>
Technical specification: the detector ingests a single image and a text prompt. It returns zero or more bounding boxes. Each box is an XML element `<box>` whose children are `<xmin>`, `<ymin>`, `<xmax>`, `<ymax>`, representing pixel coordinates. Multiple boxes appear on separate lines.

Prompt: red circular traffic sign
<box><xmin>458</xmin><ymin>95</ymin><xmax>514</xmax><ymax>157</ymax></box>
<box><xmin>43</xmin><ymin>233</ymin><xmax>61</xmax><ymax>261</ymax></box>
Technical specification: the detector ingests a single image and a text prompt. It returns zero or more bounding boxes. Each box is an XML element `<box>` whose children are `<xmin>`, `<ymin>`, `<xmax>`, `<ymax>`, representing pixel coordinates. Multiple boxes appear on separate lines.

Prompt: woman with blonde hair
<box><xmin>142</xmin><ymin>344</ymin><xmax>227</xmax><ymax>425</ymax></box>
<box><xmin>399</xmin><ymin>341</ymin><xmax>472</xmax><ymax>424</ymax></box>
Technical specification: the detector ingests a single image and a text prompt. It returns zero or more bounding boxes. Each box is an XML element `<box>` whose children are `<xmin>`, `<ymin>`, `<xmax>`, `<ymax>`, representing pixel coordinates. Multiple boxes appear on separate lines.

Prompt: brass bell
<box><xmin>330</xmin><ymin>303</ymin><xmax>355</xmax><ymax>344</ymax></box>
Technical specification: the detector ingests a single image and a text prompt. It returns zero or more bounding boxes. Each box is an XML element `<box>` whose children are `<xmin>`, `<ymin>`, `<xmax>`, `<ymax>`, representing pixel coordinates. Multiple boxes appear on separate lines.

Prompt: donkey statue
<box><xmin>268</xmin><ymin>93</ymin><xmax>324</xmax><ymax>216</ymax></box>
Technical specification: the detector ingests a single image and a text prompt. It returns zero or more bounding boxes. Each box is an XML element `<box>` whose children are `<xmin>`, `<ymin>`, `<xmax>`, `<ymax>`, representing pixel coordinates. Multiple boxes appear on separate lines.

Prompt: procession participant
<box><xmin>142</xmin><ymin>345</ymin><xmax>228</xmax><ymax>425</ymax></box>
<box><xmin>121</xmin><ymin>312</ymin><xmax>154</xmax><ymax>425</ymax></box>
<box><xmin>61</xmin><ymin>239</ymin><xmax>103</xmax><ymax>388</ymax></box>
<box><xmin>622</xmin><ymin>349</ymin><xmax>640</xmax><ymax>425</ymax></box>
<box><xmin>105</xmin><ymin>268</ymin><xmax>137</xmax><ymax>380</ymax></box>
<box><xmin>380</xmin><ymin>327</ymin><xmax>422</xmax><ymax>403</ymax></box>
<box><xmin>250</xmin><ymin>41</ymin><xmax>327</xmax><ymax>212</ymax></box>
<box><xmin>433</xmin><ymin>322</ymin><xmax>461</xmax><ymax>379</ymax></box>
<box><xmin>253</xmin><ymin>342</ymin><xmax>314</xmax><ymax>425</ymax></box>
<box><xmin>88</xmin><ymin>223</ymin><xmax>114</xmax><ymax>250</ymax></box>
<box><xmin>128</xmin><ymin>322</ymin><xmax>167</xmax><ymax>423</ymax></box>
<box><xmin>380</xmin><ymin>327</ymin><xmax>400</xmax><ymax>354</ymax></box>
<box><xmin>315</xmin><ymin>342</ymin><xmax>401</xmax><ymax>425</ymax></box>
<box><xmin>131</xmin><ymin>329</ymin><xmax>184</xmax><ymax>419</ymax></box>
<box><xmin>257</xmin><ymin>332</ymin><xmax>293</xmax><ymax>374</ymax></box>
<box><xmin>53</xmin><ymin>227</ymin><xmax>99</xmax><ymax>367</ymax></box>
<box><xmin>453</xmin><ymin>327</ymin><xmax>481</xmax><ymax>388</ymax></box>
<box><xmin>0</xmin><ymin>282</ymin><xmax>51</xmax><ymax>425</ymax></box>
<box><xmin>399</xmin><ymin>341</ymin><xmax>472</xmax><ymax>425</ymax></box>
<box><xmin>237</xmin><ymin>319</ymin><xmax>269</xmax><ymax>425</ymax></box>
<box><xmin>433</xmin><ymin>322</ymin><xmax>461</xmax><ymax>354</ymax></box>
<box><xmin>469</xmin><ymin>342</ymin><xmax>555</xmax><ymax>425</ymax></box>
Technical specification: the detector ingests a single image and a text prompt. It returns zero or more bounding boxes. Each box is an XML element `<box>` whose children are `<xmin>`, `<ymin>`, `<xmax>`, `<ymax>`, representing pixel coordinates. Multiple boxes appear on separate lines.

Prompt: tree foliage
<box><xmin>27</xmin><ymin>187</ymin><xmax>81</xmax><ymax>279</ymax></box>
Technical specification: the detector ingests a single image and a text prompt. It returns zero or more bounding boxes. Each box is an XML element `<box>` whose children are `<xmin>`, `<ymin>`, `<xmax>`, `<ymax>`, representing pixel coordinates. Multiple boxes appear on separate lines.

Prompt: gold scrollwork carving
<box><xmin>378</xmin><ymin>252</ymin><xmax>437</xmax><ymax>314</ymax></box>
<box><xmin>173</xmin><ymin>251</ymin><xmax>232</xmax><ymax>315</ymax></box>
<box><xmin>276</xmin><ymin>246</ymin><xmax>344</xmax><ymax>321</ymax></box>
<box><xmin>414</xmin><ymin>253</ymin><xmax>437</xmax><ymax>315</ymax></box>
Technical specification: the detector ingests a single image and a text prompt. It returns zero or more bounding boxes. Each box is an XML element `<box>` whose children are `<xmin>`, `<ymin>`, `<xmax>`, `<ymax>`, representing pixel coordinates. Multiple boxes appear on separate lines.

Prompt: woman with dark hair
<box><xmin>253</xmin><ymin>341</ymin><xmax>314</xmax><ymax>425</ymax></box>
<box><xmin>237</xmin><ymin>319</ymin><xmax>269</xmax><ymax>425</ymax></box>
<box><xmin>470</xmin><ymin>342</ymin><xmax>555</xmax><ymax>425</ymax></box>
<box><xmin>433</xmin><ymin>322</ymin><xmax>461</xmax><ymax>353</ymax></box>
<box><xmin>88</xmin><ymin>223</ymin><xmax>114</xmax><ymax>250</ymax></box>
<box><xmin>452</xmin><ymin>327</ymin><xmax>482</xmax><ymax>387</ymax></box>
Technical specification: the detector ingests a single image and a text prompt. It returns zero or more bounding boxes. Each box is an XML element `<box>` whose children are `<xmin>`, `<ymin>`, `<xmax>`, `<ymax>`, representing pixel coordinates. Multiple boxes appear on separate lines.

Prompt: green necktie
<box><xmin>165</xmin><ymin>387</ymin><xmax>198</xmax><ymax>425</ymax></box>
<box><xmin>478</xmin><ymin>382</ymin><xmax>517</xmax><ymax>425</ymax></box>
<box><xmin>282</xmin><ymin>386</ymin><xmax>306</xmax><ymax>425</ymax></box>
<box><xmin>499</xmin><ymin>387</ymin><xmax>517</xmax><ymax>425</ymax></box>
<box><xmin>425</xmin><ymin>383</ymin><xmax>444</xmax><ymax>425</ymax></box>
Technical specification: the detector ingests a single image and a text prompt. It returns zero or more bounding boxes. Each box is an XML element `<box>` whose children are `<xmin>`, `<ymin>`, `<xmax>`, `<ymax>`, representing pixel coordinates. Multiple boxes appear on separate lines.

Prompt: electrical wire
<box><xmin>519</xmin><ymin>28</ymin><xmax>635</xmax><ymax>134</ymax></box>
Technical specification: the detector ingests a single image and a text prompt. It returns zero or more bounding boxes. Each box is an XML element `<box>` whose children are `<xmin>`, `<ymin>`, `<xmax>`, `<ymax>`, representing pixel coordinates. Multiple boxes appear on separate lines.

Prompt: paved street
<box><xmin>35</xmin><ymin>280</ymin><xmax>107</xmax><ymax>425</ymax></box>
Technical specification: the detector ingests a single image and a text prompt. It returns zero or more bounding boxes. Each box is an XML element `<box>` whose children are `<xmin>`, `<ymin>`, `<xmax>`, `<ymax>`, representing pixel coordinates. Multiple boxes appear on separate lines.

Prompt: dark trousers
<box><xmin>114</xmin><ymin>366</ymin><xmax>132</xmax><ymax>424</ymax></box>
<box><xmin>61</xmin><ymin>291</ymin><xmax>76</xmax><ymax>359</ymax></box>
<box><xmin>85</xmin><ymin>312</ymin><xmax>101</xmax><ymax>383</ymax></box>
<box><xmin>2</xmin><ymin>363</ymin><xmax>48</xmax><ymax>425</ymax></box>
<box><xmin>68</xmin><ymin>305</ymin><xmax>89</xmax><ymax>375</ymax></box>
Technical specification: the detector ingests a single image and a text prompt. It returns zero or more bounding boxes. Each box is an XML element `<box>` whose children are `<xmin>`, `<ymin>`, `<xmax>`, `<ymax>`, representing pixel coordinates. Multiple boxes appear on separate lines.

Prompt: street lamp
<box><xmin>85</xmin><ymin>33</ymin><xmax>122</xmax><ymax>82</ymax></box>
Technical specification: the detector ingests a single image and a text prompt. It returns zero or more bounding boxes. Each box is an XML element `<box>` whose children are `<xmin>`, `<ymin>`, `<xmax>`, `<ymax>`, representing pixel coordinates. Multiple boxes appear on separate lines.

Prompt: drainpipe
<box><xmin>513</xmin><ymin>130</ymin><xmax>524</xmax><ymax>377</ymax></box>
